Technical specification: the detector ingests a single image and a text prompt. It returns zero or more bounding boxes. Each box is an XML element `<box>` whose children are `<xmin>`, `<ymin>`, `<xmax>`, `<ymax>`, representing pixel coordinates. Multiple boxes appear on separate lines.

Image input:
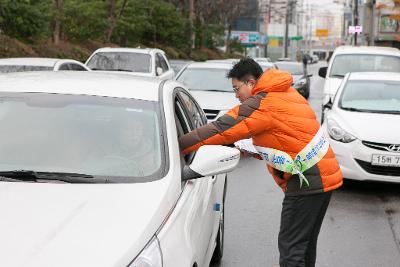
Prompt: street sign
<box><xmin>316</xmin><ymin>29</ymin><xmax>329</xmax><ymax>37</ymax></box>
<box><xmin>228</xmin><ymin>31</ymin><xmax>268</xmax><ymax>45</ymax></box>
<box><xmin>349</xmin><ymin>26</ymin><xmax>363</xmax><ymax>34</ymax></box>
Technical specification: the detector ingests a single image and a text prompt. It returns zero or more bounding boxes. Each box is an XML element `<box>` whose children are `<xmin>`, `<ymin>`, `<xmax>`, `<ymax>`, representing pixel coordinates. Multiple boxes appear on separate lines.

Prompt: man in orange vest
<box><xmin>179</xmin><ymin>58</ymin><xmax>343</xmax><ymax>267</ymax></box>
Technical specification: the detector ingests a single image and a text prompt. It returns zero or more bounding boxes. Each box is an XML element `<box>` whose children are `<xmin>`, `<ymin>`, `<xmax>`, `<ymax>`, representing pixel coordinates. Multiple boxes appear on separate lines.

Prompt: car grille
<box><xmin>203</xmin><ymin>109</ymin><xmax>220</xmax><ymax>120</ymax></box>
<box><xmin>355</xmin><ymin>159</ymin><xmax>400</xmax><ymax>177</ymax></box>
<box><xmin>362</xmin><ymin>141</ymin><xmax>400</xmax><ymax>153</ymax></box>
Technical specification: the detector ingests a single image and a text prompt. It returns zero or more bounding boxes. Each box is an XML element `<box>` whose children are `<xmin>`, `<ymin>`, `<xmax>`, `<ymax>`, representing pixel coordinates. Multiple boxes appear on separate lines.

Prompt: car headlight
<box><xmin>128</xmin><ymin>236</ymin><xmax>163</xmax><ymax>267</ymax></box>
<box><xmin>327</xmin><ymin>118</ymin><xmax>356</xmax><ymax>143</ymax></box>
<box><xmin>293</xmin><ymin>78</ymin><xmax>306</xmax><ymax>88</ymax></box>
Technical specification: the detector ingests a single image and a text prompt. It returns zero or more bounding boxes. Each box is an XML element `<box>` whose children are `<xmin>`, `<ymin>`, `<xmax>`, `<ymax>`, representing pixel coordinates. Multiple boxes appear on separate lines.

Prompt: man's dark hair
<box><xmin>227</xmin><ymin>57</ymin><xmax>263</xmax><ymax>81</ymax></box>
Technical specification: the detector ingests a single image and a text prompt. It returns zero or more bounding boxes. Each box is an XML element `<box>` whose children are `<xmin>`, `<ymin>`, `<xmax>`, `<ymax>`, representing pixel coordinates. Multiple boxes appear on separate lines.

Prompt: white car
<box><xmin>86</xmin><ymin>47</ymin><xmax>175</xmax><ymax>80</ymax></box>
<box><xmin>0</xmin><ymin>72</ymin><xmax>240</xmax><ymax>267</ymax></box>
<box><xmin>176</xmin><ymin>62</ymin><xmax>239</xmax><ymax>121</ymax></box>
<box><xmin>319</xmin><ymin>46</ymin><xmax>400</xmax><ymax>122</ymax></box>
<box><xmin>0</xmin><ymin>58</ymin><xmax>90</xmax><ymax>73</ymax></box>
<box><xmin>323</xmin><ymin>72</ymin><xmax>400</xmax><ymax>183</ymax></box>
<box><xmin>176</xmin><ymin>61</ymin><xmax>276</xmax><ymax>121</ymax></box>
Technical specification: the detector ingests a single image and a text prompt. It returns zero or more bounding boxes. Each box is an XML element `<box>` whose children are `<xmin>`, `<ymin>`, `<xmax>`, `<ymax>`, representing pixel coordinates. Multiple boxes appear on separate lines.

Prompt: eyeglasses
<box><xmin>233</xmin><ymin>82</ymin><xmax>247</xmax><ymax>93</ymax></box>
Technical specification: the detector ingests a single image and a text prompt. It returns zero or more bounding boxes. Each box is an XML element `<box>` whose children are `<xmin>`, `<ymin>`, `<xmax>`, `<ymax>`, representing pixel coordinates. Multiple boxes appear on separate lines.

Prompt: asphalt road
<box><xmin>216</xmin><ymin>62</ymin><xmax>400</xmax><ymax>267</ymax></box>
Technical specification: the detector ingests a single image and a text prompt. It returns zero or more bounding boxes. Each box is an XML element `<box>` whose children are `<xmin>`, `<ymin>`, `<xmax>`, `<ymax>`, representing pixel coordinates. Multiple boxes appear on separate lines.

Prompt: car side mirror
<box><xmin>322</xmin><ymin>95</ymin><xmax>333</xmax><ymax>110</ymax></box>
<box><xmin>318</xmin><ymin>67</ymin><xmax>327</xmax><ymax>78</ymax></box>
<box><xmin>156</xmin><ymin>67</ymin><xmax>163</xmax><ymax>76</ymax></box>
<box><xmin>182</xmin><ymin>145</ymin><xmax>240</xmax><ymax>181</ymax></box>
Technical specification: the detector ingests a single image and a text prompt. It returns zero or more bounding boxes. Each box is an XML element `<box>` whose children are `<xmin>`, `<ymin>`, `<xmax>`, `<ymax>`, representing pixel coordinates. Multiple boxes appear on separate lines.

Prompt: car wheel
<box><xmin>211</xmin><ymin>177</ymin><xmax>227</xmax><ymax>264</ymax></box>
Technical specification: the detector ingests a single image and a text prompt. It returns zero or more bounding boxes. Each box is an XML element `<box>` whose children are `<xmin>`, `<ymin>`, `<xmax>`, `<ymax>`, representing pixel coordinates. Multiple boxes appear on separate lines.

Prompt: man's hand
<box><xmin>236</xmin><ymin>147</ymin><xmax>262</xmax><ymax>160</ymax></box>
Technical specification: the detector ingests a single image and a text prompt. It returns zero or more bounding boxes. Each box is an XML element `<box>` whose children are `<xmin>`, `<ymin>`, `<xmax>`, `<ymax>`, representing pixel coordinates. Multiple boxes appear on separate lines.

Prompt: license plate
<box><xmin>371</xmin><ymin>154</ymin><xmax>400</xmax><ymax>167</ymax></box>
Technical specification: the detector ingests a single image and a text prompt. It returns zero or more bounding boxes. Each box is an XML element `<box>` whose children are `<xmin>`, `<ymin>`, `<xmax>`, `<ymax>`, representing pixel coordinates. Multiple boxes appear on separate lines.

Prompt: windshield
<box><xmin>340</xmin><ymin>80</ymin><xmax>400</xmax><ymax>114</ymax></box>
<box><xmin>0</xmin><ymin>65</ymin><xmax>53</xmax><ymax>73</ymax></box>
<box><xmin>275</xmin><ymin>63</ymin><xmax>303</xmax><ymax>75</ymax></box>
<box><xmin>0</xmin><ymin>92</ymin><xmax>165</xmax><ymax>182</ymax></box>
<box><xmin>330</xmin><ymin>54</ymin><xmax>400</xmax><ymax>77</ymax></box>
<box><xmin>177</xmin><ymin>68</ymin><xmax>233</xmax><ymax>92</ymax></box>
<box><xmin>87</xmin><ymin>52</ymin><xmax>152</xmax><ymax>73</ymax></box>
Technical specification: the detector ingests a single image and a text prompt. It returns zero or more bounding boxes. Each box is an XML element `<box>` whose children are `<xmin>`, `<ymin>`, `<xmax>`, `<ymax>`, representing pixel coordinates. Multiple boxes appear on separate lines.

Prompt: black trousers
<box><xmin>278</xmin><ymin>191</ymin><xmax>332</xmax><ymax>267</ymax></box>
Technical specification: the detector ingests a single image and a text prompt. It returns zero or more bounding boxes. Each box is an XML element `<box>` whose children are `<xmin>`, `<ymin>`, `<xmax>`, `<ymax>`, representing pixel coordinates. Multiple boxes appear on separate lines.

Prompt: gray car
<box><xmin>275</xmin><ymin>61</ymin><xmax>312</xmax><ymax>99</ymax></box>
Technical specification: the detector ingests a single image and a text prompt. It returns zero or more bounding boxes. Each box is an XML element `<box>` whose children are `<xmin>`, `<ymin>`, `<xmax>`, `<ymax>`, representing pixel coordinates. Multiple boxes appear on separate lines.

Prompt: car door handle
<box><xmin>212</xmin><ymin>175</ymin><xmax>217</xmax><ymax>184</ymax></box>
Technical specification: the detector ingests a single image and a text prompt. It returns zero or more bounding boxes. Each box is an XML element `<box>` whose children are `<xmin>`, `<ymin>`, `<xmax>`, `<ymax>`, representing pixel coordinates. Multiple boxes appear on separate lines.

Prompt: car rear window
<box><xmin>87</xmin><ymin>52</ymin><xmax>152</xmax><ymax>73</ymax></box>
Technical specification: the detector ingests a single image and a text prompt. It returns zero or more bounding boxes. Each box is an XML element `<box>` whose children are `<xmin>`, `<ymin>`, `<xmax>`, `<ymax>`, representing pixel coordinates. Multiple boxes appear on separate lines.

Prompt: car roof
<box><xmin>0</xmin><ymin>72</ymin><xmax>162</xmax><ymax>101</ymax></box>
<box><xmin>185</xmin><ymin>61</ymin><xmax>233</xmax><ymax>69</ymax></box>
<box><xmin>275</xmin><ymin>61</ymin><xmax>302</xmax><ymax>66</ymax></box>
<box><xmin>0</xmin><ymin>58</ymin><xmax>65</xmax><ymax>67</ymax></box>
<box><xmin>333</xmin><ymin>46</ymin><xmax>400</xmax><ymax>56</ymax></box>
<box><xmin>93</xmin><ymin>47</ymin><xmax>164</xmax><ymax>55</ymax></box>
<box><xmin>348</xmin><ymin>72</ymin><xmax>400</xmax><ymax>82</ymax></box>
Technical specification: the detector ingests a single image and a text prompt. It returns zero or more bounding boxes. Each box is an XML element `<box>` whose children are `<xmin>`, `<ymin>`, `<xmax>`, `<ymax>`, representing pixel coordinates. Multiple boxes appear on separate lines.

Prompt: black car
<box><xmin>275</xmin><ymin>61</ymin><xmax>312</xmax><ymax>99</ymax></box>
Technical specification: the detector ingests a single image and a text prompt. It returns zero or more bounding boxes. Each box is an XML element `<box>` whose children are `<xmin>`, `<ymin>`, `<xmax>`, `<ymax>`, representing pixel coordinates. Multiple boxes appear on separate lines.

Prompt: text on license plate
<box><xmin>371</xmin><ymin>154</ymin><xmax>400</xmax><ymax>167</ymax></box>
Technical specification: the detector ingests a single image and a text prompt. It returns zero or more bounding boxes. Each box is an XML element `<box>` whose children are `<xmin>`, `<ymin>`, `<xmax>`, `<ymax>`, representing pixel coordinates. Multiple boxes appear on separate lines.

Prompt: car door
<box><xmin>177</xmin><ymin>90</ymin><xmax>225</xmax><ymax>264</ymax></box>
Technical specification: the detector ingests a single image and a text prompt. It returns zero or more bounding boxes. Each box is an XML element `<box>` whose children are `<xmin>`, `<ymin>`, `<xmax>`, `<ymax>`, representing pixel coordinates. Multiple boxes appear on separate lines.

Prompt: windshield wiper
<box><xmin>195</xmin><ymin>89</ymin><xmax>231</xmax><ymax>93</ymax></box>
<box><xmin>0</xmin><ymin>170</ymin><xmax>108</xmax><ymax>183</ymax></box>
<box><xmin>90</xmin><ymin>68</ymin><xmax>133</xmax><ymax>72</ymax></box>
<box><xmin>376</xmin><ymin>110</ymin><xmax>400</xmax><ymax>115</ymax></box>
<box><xmin>341</xmin><ymin>107</ymin><xmax>361</xmax><ymax>112</ymax></box>
<box><xmin>331</xmin><ymin>74</ymin><xmax>345</xmax><ymax>78</ymax></box>
<box><xmin>341</xmin><ymin>107</ymin><xmax>400</xmax><ymax>114</ymax></box>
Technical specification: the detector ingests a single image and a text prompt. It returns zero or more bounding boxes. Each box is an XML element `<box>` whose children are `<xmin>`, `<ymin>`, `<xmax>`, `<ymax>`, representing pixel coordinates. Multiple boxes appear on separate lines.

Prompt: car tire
<box><xmin>321</xmin><ymin>108</ymin><xmax>326</xmax><ymax>124</ymax></box>
<box><xmin>211</xmin><ymin>177</ymin><xmax>227</xmax><ymax>265</ymax></box>
<box><xmin>304</xmin><ymin>89</ymin><xmax>310</xmax><ymax>100</ymax></box>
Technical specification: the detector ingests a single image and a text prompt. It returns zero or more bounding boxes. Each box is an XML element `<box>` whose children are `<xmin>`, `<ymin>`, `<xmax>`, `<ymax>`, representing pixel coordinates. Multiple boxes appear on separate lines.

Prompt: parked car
<box><xmin>318</xmin><ymin>46</ymin><xmax>400</xmax><ymax>122</ymax></box>
<box><xmin>0</xmin><ymin>58</ymin><xmax>90</xmax><ymax>73</ymax></box>
<box><xmin>322</xmin><ymin>72</ymin><xmax>400</xmax><ymax>183</ymax></box>
<box><xmin>275</xmin><ymin>61</ymin><xmax>312</xmax><ymax>99</ymax></box>
<box><xmin>254</xmin><ymin>57</ymin><xmax>272</xmax><ymax>63</ymax></box>
<box><xmin>176</xmin><ymin>61</ymin><xmax>279</xmax><ymax>121</ymax></box>
<box><xmin>169</xmin><ymin>59</ymin><xmax>193</xmax><ymax>74</ymax></box>
<box><xmin>311</xmin><ymin>55</ymin><xmax>319</xmax><ymax>63</ymax></box>
<box><xmin>0</xmin><ymin>71</ymin><xmax>239</xmax><ymax>267</ymax></box>
<box><xmin>277</xmin><ymin>57</ymin><xmax>292</xmax><ymax>62</ymax></box>
<box><xmin>176</xmin><ymin>61</ymin><xmax>239</xmax><ymax>121</ymax></box>
<box><xmin>86</xmin><ymin>47</ymin><xmax>175</xmax><ymax>80</ymax></box>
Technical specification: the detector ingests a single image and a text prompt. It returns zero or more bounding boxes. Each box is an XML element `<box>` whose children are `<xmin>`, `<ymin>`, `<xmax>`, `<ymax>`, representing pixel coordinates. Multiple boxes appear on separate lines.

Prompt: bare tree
<box><xmin>53</xmin><ymin>0</ymin><xmax>63</xmax><ymax>45</ymax></box>
<box><xmin>105</xmin><ymin>0</ymin><xmax>129</xmax><ymax>42</ymax></box>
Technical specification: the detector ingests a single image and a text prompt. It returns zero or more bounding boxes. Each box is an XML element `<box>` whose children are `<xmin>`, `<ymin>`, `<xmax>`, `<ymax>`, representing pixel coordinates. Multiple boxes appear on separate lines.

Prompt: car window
<box><xmin>0</xmin><ymin>92</ymin><xmax>165</xmax><ymax>182</ymax></box>
<box><xmin>174</xmin><ymin>98</ymin><xmax>194</xmax><ymax>164</ymax></box>
<box><xmin>58</xmin><ymin>64</ymin><xmax>71</xmax><ymax>71</ymax></box>
<box><xmin>275</xmin><ymin>63</ymin><xmax>304</xmax><ymax>75</ymax></box>
<box><xmin>0</xmin><ymin>65</ymin><xmax>53</xmax><ymax>73</ymax></box>
<box><xmin>86</xmin><ymin>52</ymin><xmax>152</xmax><ymax>73</ymax></box>
<box><xmin>155</xmin><ymin>54</ymin><xmax>163</xmax><ymax>74</ymax></box>
<box><xmin>157</xmin><ymin>53</ymin><xmax>169</xmax><ymax>72</ymax></box>
<box><xmin>176</xmin><ymin>68</ymin><xmax>232</xmax><ymax>92</ymax></box>
<box><xmin>330</xmin><ymin>54</ymin><xmax>400</xmax><ymax>77</ymax></box>
<box><xmin>179</xmin><ymin>91</ymin><xmax>206</xmax><ymax>128</ymax></box>
<box><xmin>70</xmin><ymin>63</ymin><xmax>88</xmax><ymax>71</ymax></box>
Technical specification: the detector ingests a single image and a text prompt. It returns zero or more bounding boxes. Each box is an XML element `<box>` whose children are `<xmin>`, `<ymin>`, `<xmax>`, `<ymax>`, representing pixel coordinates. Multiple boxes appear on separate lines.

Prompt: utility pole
<box><xmin>354</xmin><ymin>0</ymin><xmax>358</xmax><ymax>45</ymax></box>
<box><xmin>284</xmin><ymin>0</ymin><xmax>295</xmax><ymax>58</ymax></box>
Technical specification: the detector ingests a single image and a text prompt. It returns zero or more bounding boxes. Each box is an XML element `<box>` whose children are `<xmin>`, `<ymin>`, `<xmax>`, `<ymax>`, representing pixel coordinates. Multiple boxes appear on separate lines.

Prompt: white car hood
<box><xmin>190</xmin><ymin>90</ymin><xmax>239</xmax><ymax>111</ymax></box>
<box><xmin>0</xmin><ymin>177</ymin><xmax>176</xmax><ymax>267</ymax></box>
<box><xmin>333</xmin><ymin>109</ymin><xmax>400</xmax><ymax>143</ymax></box>
<box><xmin>324</xmin><ymin>77</ymin><xmax>343</xmax><ymax>97</ymax></box>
